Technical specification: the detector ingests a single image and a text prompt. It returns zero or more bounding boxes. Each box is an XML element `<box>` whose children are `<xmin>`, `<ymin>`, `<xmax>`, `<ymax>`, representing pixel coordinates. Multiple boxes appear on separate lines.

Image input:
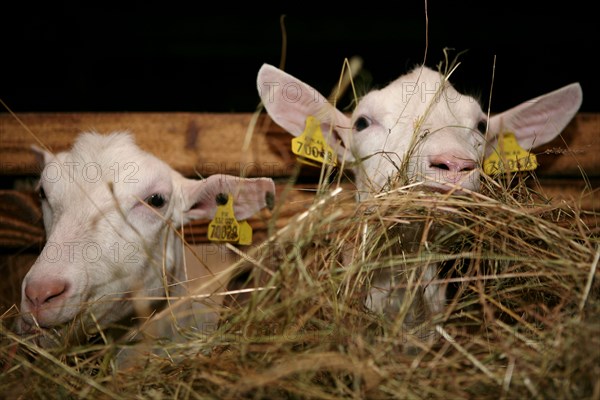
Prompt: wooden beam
<box><xmin>0</xmin><ymin>113</ymin><xmax>297</xmax><ymax>178</ymax></box>
<box><xmin>0</xmin><ymin>112</ymin><xmax>598</xmax><ymax>178</ymax></box>
<box><xmin>535</xmin><ymin>112</ymin><xmax>600</xmax><ymax>178</ymax></box>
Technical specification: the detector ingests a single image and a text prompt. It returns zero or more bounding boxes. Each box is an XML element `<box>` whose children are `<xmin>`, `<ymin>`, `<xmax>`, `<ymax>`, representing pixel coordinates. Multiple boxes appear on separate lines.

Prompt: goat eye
<box><xmin>145</xmin><ymin>193</ymin><xmax>166</xmax><ymax>208</ymax></box>
<box><xmin>38</xmin><ymin>187</ymin><xmax>47</xmax><ymax>200</ymax></box>
<box><xmin>477</xmin><ymin>120</ymin><xmax>487</xmax><ymax>135</ymax></box>
<box><xmin>353</xmin><ymin>116</ymin><xmax>370</xmax><ymax>132</ymax></box>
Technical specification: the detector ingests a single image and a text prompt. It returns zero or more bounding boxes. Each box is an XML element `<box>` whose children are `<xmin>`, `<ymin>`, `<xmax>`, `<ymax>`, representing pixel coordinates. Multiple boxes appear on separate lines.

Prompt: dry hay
<box><xmin>1</xmin><ymin>167</ymin><xmax>598</xmax><ymax>400</ymax></box>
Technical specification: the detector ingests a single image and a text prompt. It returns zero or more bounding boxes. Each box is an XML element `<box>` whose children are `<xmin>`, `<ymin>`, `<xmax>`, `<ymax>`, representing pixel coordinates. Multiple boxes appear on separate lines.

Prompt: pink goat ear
<box><xmin>487</xmin><ymin>82</ymin><xmax>582</xmax><ymax>154</ymax></box>
<box><xmin>257</xmin><ymin>63</ymin><xmax>354</xmax><ymax>163</ymax></box>
<box><xmin>181</xmin><ymin>174</ymin><xmax>276</xmax><ymax>221</ymax></box>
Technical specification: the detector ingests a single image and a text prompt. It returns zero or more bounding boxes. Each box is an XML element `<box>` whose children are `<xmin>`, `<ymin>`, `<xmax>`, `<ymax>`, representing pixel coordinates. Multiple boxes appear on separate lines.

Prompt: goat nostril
<box><xmin>460</xmin><ymin>160</ymin><xmax>477</xmax><ymax>172</ymax></box>
<box><xmin>25</xmin><ymin>280</ymin><xmax>69</xmax><ymax>307</ymax></box>
<box><xmin>430</xmin><ymin>162</ymin><xmax>450</xmax><ymax>171</ymax></box>
<box><xmin>429</xmin><ymin>156</ymin><xmax>477</xmax><ymax>173</ymax></box>
<box><xmin>45</xmin><ymin>289</ymin><xmax>66</xmax><ymax>303</ymax></box>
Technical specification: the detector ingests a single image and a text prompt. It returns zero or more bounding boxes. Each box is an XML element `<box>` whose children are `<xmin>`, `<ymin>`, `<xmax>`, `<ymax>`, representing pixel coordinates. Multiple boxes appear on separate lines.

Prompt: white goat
<box><xmin>18</xmin><ymin>132</ymin><xmax>275</xmax><ymax>345</ymax></box>
<box><xmin>257</xmin><ymin>63</ymin><xmax>582</xmax><ymax>326</ymax></box>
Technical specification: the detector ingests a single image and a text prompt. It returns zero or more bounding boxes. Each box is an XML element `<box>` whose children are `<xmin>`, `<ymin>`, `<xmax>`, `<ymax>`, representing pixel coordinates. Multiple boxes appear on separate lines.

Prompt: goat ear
<box><xmin>31</xmin><ymin>144</ymin><xmax>54</xmax><ymax>166</ymax></box>
<box><xmin>487</xmin><ymin>83</ymin><xmax>582</xmax><ymax>155</ymax></box>
<box><xmin>257</xmin><ymin>63</ymin><xmax>354</xmax><ymax>162</ymax></box>
<box><xmin>180</xmin><ymin>174</ymin><xmax>275</xmax><ymax>221</ymax></box>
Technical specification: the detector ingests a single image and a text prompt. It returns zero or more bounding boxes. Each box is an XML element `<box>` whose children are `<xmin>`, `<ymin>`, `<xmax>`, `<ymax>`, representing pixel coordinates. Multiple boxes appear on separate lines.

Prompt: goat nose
<box><xmin>25</xmin><ymin>279</ymin><xmax>69</xmax><ymax>308</ymax></box>
<box><xmin>429</xmin><ymin>155</ymin><xmax>476</xmax><ymax>173</ymax></box>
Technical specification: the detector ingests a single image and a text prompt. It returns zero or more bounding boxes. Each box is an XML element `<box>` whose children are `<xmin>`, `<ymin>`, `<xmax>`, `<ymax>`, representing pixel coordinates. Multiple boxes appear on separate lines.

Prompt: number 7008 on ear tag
<box><xmin>208</xmin><ymin>194</ymin><xmax>253</xmax><ymax>245</ymax></box>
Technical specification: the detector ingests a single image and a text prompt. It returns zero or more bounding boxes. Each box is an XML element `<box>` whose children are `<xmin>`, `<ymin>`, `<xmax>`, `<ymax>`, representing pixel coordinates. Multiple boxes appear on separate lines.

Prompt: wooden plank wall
<box><xmin>0</xmin><ymin>112</ymin><xmax>598</xmax><ymax>312</ymax></box>
<box><xmin>2</xmin><ymin>112</ymin><xmax>598</xmax><ymax>178</ymax></box>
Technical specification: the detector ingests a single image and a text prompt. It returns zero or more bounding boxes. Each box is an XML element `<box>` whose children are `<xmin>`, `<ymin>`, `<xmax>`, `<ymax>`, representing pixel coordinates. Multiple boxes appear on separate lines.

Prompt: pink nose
<box><xmin>427</xmin><ymin>154</ymin><xmax>477</xmax><ymax>186</ymax></box>
<box><xmin>25</xmin><ymin>278</ymin><xmax>69</xmax><ymax>310</ymax></box>
<box><xmin>429</xmin><ymin>154</ymin><xmax>477</xmax><ymax>173</ymax></box>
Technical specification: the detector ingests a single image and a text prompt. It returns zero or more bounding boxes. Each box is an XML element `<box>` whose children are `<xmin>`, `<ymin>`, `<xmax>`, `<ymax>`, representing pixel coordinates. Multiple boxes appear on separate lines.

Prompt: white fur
<box><xmin>18</xmin><ymin>132</ymin><xmax>275</xmax><ymax>341</ymax></box>
<box><xmin>257</xmin><ymin>63</ymin><xmax>582</xmax><ymax>323</ymax></box>
<box><xmin>258</xmin><ymin>64</ymin><xmax>582</xmax><ymax>200</ymax></box>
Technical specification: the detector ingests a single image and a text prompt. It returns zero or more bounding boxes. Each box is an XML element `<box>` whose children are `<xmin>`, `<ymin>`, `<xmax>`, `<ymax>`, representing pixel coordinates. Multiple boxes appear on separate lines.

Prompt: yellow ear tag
<box><xmin>291</xmin><ymin>116</ymin><xmax>337</xmax><ymax>167</ymax></box>
<box><xmin>208</xmin><ymin>194</ymin><xmax>241</xmax><ymax>243</ymax></box>
<box><xmin>237</xmin><ymin>220</ymin><xmax>253</xmax><ymax>246</ymax></box>
<box><xmin>296</xmin><ymin>156</ymin><xmax>323</xmax><ymax>168</ymax></box>
<box><xmin>483</xmin><ymin>132</ymin><xmax>538</xmax><ymax>175</ymax></box>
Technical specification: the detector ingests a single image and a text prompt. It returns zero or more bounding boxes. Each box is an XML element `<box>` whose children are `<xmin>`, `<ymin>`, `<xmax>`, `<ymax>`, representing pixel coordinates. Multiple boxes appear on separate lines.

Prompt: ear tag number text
<box><xmin>208</xmin><ymin>194</ymin><xmax>252</xmax><ymax>245</ymax></box>
<box><xmin>292</xmin><ymin>116</ymin><xmax>337</xmax><ymax>167</ymax></box>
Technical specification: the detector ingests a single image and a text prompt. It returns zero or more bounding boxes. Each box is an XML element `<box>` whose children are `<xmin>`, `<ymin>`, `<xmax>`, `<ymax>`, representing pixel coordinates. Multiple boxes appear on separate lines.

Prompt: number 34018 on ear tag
<box><xmin>483</xmin><ymin>132</ymin><xmax>538</xmax><ymax>175</ymax></box>
<box><xmin>292</xmin><ymin>116</ymin><xmax>337</xmax><ymax>167</ymax></box>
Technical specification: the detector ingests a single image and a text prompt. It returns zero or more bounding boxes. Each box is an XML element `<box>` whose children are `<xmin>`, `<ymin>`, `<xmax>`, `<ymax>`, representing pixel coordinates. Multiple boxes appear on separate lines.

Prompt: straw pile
<box><xmin>1</xmin><ymin>167</ymin><xmax>598</xmax><ymax>399</ymax></box>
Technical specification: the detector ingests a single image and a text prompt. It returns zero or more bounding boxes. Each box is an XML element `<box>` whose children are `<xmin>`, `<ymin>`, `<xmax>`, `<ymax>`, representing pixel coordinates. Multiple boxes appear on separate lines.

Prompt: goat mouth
<box><xmin>18</xmin><ymin>318</ymin><xmax>35</xmax><ymax>334</ymax></box>
<box><xmin>19</xmin><ymin>318</ymin><xmax>57</xmax><ymax>336</ymax></box>
<box><xmin>420</xmin><ymin>182</ymin><xmax>469</xmax><ymax>195</ymax></box>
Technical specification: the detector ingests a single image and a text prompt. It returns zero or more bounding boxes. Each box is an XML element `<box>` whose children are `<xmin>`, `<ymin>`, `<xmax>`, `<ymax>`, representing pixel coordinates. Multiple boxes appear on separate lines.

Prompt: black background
<box><xmin>1</xmin><ymin>3</ymin><xmax>597</xmax><ymax>114</ymax></box>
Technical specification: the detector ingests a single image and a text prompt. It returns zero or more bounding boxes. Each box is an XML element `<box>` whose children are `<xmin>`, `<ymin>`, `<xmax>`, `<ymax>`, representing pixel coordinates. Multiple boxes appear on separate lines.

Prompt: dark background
<box><xmin>1</xmin><ymin>3</ymin><xmax>597</xmax><ymax>114</ymax></box>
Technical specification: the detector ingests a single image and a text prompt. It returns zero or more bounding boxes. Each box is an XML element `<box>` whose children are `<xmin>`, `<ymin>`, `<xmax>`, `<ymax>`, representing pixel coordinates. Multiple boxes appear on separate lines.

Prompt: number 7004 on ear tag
<box><xmin>291</xmin><ymin>116</ymin><xmax>337</xmax><ymax>167</ymax></box>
